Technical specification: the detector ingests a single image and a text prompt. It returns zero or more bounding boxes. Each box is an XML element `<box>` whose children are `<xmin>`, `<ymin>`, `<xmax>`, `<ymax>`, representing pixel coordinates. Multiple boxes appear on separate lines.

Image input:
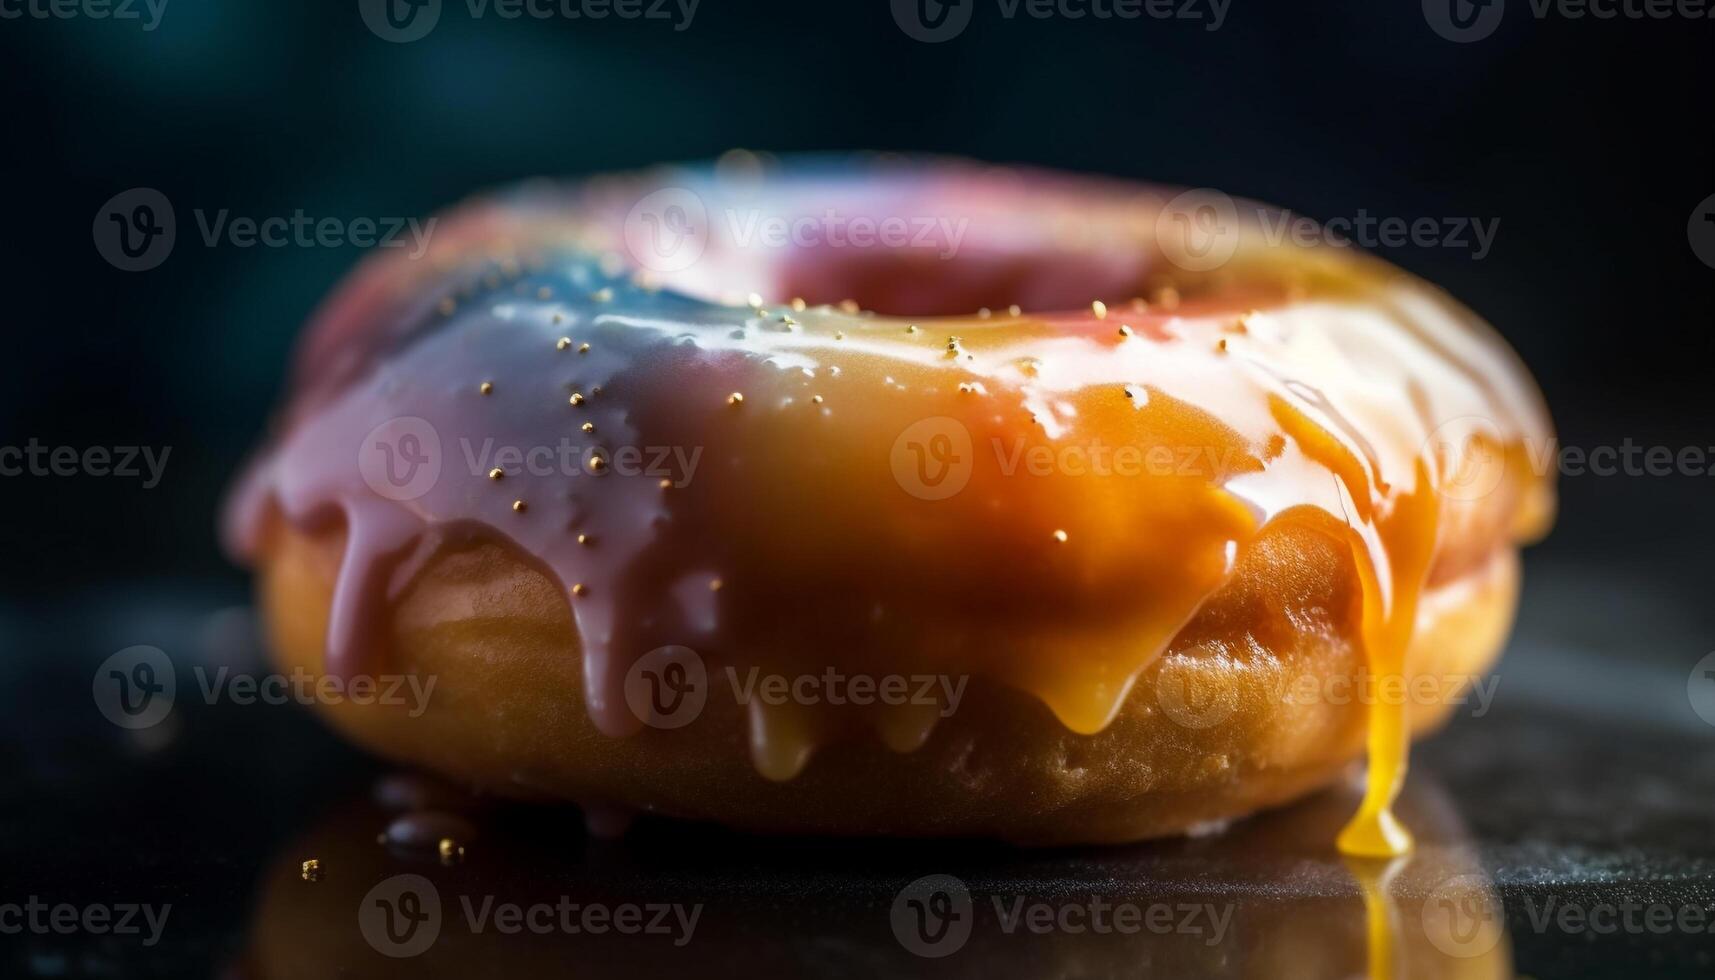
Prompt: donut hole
<box><xmin>771</xmin><ymin>242</ymin><xmax>1156</xmax><ymax>317</ymax></box>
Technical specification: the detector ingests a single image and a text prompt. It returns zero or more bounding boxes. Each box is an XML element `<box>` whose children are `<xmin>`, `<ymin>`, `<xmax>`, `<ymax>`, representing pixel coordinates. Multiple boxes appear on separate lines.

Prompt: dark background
<box><xmin>2</xmin><ymin>2</ymin><xmax>1714</xmax><ymax>977</ymax></box>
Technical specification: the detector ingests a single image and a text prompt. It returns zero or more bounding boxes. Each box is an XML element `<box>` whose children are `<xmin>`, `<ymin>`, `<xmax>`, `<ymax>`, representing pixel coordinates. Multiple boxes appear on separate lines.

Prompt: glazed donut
<box><xmin>225</xmin><ymin>157</ymin><xmax>1554</xmax><ymax>851</ymax></box>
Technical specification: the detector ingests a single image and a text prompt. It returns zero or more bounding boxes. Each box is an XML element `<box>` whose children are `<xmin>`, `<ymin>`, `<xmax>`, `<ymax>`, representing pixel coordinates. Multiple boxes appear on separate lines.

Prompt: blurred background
<box><xmin>2</xmin><ymin>1</ymin><xmax>1713</xmax><ymax>976</ymax></box>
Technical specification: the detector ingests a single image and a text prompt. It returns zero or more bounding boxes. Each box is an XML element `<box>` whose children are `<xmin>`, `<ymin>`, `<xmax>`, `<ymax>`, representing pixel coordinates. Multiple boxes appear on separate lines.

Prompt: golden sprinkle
<box><xmin>1122</xmin><ymin>384</ymin><xmax>1140</xmax><ymax>400</ymax></box>
<box><xmin>438</xmin><ymin>838</ymin><xmax>463</xmax><ymax>862</ymax></box>
<box><xmin>576</xmin><ymin>533</ymin><xmax>591</xmax><ymax>545</ymax></box>
<box><xmin>557</xmin><ymin>337</ymin><xmax>573</xmax><ymax>351</ymax></box>
<box><xmin>1091</xmin><ymin>300</ymin><xmax>1108</xmax><ymax>320</ymax></box>
<box><xmin>811</xmin><ymin>394</ymin><xmax>824</xmax><ymax>404</ymax></box>
<box><xmin>479</xmin><ymin>382</ymin><xmax>493</xmax><ymax>396</ymax></box>
<box><xmin>578</xmin><ymin>342</ymin><xmax>591</xmax><ymax>354</ymax></box>
<box><xmin>590</xmin><ymin>288</ymin><xmax>614</xmax><ymax>303</ymax></box>
<box><xmin>512</xmin><ymin>500</ymin><xmax>527</xmax><ymax>513</ymax></box>
<box><xmin>1052</xmin><ymin>529</ymin><xmax>1069</xmax><ymax>543</ymax></box>
<box><xmin>781</xmin><ymin>315</ymin><xmax>798</xmax><ymax>327</ymax></box>
<box><xmin>790</xmin><ymin>297</ymin><xmax>807</xmax><ymax>312</ymax></box>
<box><xmin>1117</xmin><ymin>324</ymin><xmax>1134</xmax><ymax>338</ymax></box>
<box><xmin>957</xmin><ymin>382</ymin><xmax>978</xmax><ymax>394</ymax></box>
<box><xmin>571</xmin><ymin>583</ymin><xmax>588</xmax><ymax>596</ymax></box>
<box><xmin>488</xmin><ymin>467</ymin><xmax>504</xmax><ymax>480</ymax></box>
<box><xmin>834</xmin><ymin>331</ymin><xmax>845</xmax><ymax>340</ymax></box>
<box><xmin>728</xmin><ymin>392</ymin><xmax>744</xmax><ymax>405</ymax></box>
<box><xmin>588</xmin><ymin>455</ymin><xmax>607</xmax><ymax>472</ymax></box>
<box><xmin>1216</xmin><ymin>338</ymin><xmax>1229</xmax><ymax>353</ymax></box>
<box><xmin>581</xmin><ymin>421</ymin><xmax>595</xmax><ymax>433</ymax></box>
<box><xmin>746</xmin><ymin>292</ymin><xmax>765</xmax><ymax>309</ymax></box>
<box><xmin>658</xmin><ymin>478</ymin><xmax>672</xmax><ymax>489</ymax></box>
<box><xmin>569</xmin><ymin>392</ymin><xmax>586</xmax><ymax>406</ymax></box>
<box><xmin>438</xmin><ymin>298</ymin><xmax>457</xmax><ymax>316</ymax></box>
<box><xmin>300</xmin><ymin>859</ymin><xmax>322</xmax><ymax>881</ymax></box>
<box><xmin>905</xmin><ymin>324</ymin><xmax>919</xmax><ymax>334</ymax></box>
<box><xmin>1007</xmin><ymin>304</ymin><xmax>1022</xmax><ymax>317</ymax></box>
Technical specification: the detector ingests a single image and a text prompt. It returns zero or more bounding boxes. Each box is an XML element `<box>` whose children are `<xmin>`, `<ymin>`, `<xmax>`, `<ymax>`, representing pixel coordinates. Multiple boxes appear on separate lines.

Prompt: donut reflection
<box><xmin>236</xmin><ymin>772</ymin><xmax>1509</xmax><ymax>979</ymax></box>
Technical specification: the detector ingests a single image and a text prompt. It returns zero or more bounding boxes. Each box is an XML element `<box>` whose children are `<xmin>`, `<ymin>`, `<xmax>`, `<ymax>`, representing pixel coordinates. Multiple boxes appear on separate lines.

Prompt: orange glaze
<box><xmin>225</xmin><ymin>163</ymin><xmax>1554</xmax><ymax>855</ymax></box>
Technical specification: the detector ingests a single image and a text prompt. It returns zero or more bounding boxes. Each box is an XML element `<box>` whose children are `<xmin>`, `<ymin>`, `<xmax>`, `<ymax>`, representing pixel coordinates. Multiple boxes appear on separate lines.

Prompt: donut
<box><xmin>224</xmin><ymin>157</ymin><xmax>1554</xmax><ymax>851</ymax></box>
